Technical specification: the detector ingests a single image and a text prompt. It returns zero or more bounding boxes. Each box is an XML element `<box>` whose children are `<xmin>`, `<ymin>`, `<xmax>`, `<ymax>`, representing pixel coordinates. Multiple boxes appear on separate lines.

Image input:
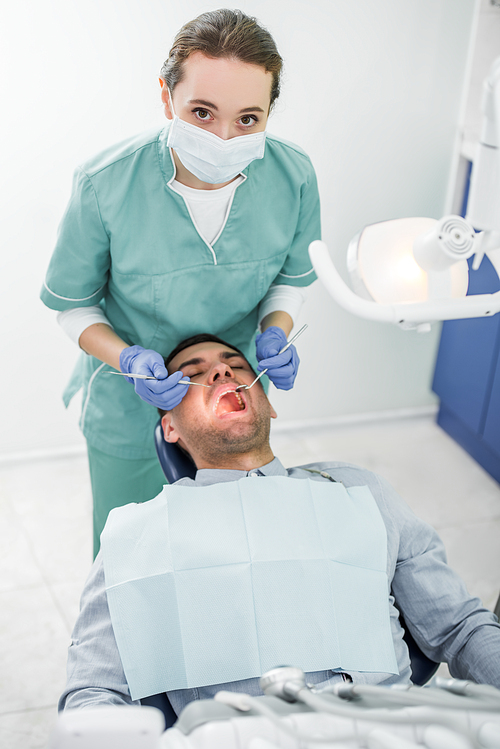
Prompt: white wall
<box><xmin>461</xmin><ymin>0</ymin><xmax>500</xmax><ymax>152</ymax></box>
<box><xmin>0</xmin><ymin>0</ymin><xmax>476</xmax><ymax>457</ymax></box>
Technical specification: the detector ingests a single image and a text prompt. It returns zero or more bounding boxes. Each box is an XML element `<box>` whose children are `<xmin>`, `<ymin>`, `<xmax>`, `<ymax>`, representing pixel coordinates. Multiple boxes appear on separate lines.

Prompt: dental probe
<box><xmin>178</xmin><ymin>380</ymin><xmax>211</xmax><ymax>387</ymax></box>
<box><xmin>236</xmin><ymin>323</ymin><xmax>308</xmax><ymax>391</ymax></box>
<box><xmin>107</xmin><ymin>322</ymin><xmax>308</xmax><ymax>388</ymax></box>
<box><xmin>105</xmin><ymin>372</ymin><xmax>210</xmax><ymax>386</ymax></box>
<box><xmin>106</xmin><ymin>372</ymin><xmax>156</xmax><ymax>380</ymax></box>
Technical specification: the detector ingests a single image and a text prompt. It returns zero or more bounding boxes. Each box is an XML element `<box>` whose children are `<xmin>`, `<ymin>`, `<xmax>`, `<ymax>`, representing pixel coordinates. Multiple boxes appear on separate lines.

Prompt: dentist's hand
<box><xmin>255</xmin><ymin>326</ymin><xmax>299</xmax><ymax>390</ymax></box>
<box><xmin>119</xmin><ymin>345</ymin><xmax>189</xmax><ymax>409</ymax></box>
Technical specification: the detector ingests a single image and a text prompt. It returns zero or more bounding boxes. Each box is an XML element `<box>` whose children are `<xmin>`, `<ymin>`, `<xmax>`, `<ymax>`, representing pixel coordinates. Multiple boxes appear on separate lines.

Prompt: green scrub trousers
<box><xmin>88</xmin><ymin>444</ymin><xmax>166</xmax><ymax>558</ymax></box>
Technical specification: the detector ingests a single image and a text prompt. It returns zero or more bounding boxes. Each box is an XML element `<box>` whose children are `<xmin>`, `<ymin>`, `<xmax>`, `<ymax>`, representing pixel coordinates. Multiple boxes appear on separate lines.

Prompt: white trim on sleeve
<box><xmin>44</xmin><ymin>280</ymin><xmax>105</xmax><ymax>302</ymax></box>
<box><xmin>278</xmin><ymin>268</ymin><xmax>315</xmax><ymax>279</ymax></box>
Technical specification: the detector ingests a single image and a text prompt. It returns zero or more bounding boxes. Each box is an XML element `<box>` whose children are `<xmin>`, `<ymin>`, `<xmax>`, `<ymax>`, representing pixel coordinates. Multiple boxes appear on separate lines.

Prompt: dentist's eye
<box><xmin>237</xmin><ymin>115</ymin><xmax>258</xmax><ymax>127</ymax></box>
<box><xmin>193</xmin><ymin>108</ymin><xmax>213</xmax><ymax>122</ymax></box>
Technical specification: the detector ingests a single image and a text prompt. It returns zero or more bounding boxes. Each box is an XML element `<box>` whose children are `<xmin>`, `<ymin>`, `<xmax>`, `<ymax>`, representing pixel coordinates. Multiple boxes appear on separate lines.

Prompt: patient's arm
<box><xmin>387</xmin><ymin>483</ymin><xmax>500</xmax><ymax>688</ymax></box>
<box><xmin>59</xmin><ymin>554</ymin><xmax>139</xmax><ymax>711</ymax></box>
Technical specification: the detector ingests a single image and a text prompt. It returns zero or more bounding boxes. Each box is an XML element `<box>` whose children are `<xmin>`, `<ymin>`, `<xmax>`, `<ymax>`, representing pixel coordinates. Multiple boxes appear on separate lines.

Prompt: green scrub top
<box><xmin>40</xmin><ymin>125</ymin><xmax>320</xmax><ymax>459</ymax></box>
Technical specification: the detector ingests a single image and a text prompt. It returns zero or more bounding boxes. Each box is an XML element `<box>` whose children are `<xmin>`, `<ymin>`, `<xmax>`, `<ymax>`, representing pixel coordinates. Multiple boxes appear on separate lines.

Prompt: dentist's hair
<box><xmin>160</xmin><ymin>9</ymin><xmax>283</xmax><ymax>109</ymax></box>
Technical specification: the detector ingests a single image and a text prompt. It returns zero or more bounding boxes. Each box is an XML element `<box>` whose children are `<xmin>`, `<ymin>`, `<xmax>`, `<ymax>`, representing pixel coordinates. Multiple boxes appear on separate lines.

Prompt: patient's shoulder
<box><xmin>171</xmin><ymin>477</ymin><xmax>198</xmax><ymax>487</ymax></box>
<box><xmin>288</xmin><ymin>461</ymin><xmax>415</xmax><ymax>526</ymax></box>
<box><xmin>289</xmin><ymin>461</ymin><xmax>378</xmax><ymax>485</ymax></box>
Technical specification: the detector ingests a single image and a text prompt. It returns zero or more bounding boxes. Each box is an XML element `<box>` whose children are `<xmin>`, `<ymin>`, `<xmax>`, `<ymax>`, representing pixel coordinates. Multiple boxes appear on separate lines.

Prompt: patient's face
<box><xmin>162</xmin><ymin>342</ymin><xmax>276</xmax><ymax>467</ymax></box>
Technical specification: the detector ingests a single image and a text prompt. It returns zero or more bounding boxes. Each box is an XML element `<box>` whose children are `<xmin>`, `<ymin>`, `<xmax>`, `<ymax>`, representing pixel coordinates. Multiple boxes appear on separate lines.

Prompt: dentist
<box><xmin>40</xmin><ymin>9</ymin><xmax>320</xmax><ymax>555</ymax></box>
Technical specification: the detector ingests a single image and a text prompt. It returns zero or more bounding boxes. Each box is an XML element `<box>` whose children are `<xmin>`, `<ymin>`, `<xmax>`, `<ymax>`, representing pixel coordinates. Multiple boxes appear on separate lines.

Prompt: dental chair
<box><xmin>150</xmin><ymin>419</ymin><xmax>440</xmax><ymax>728</ymax></box>
<box><xmin>154</xmin><ymin>419</ymin><xmax>197</xmax><ymax>483</ymax></box>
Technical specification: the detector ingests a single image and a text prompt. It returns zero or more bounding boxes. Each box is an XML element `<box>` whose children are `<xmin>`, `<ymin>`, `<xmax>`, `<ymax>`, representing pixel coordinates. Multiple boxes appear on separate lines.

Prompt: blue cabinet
<box><xmin>432</xmin><ymin>255</ymin><xmax>500</xmax><ymax>483</ymax></box>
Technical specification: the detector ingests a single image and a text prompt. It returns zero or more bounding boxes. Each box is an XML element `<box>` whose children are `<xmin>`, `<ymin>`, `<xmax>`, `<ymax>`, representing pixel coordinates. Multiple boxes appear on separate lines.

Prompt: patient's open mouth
<box><xmin>214</xmin><ymin>388</ymin><xmax>247</xmax><ymax>416</ymax></box>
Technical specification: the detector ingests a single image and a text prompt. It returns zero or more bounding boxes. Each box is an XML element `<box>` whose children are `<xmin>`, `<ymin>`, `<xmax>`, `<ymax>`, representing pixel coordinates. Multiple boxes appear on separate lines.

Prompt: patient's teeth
<box><xmin>214</xmin><ymin>388</ymin><xmax>246</xmax><ymax>414</ymax></box>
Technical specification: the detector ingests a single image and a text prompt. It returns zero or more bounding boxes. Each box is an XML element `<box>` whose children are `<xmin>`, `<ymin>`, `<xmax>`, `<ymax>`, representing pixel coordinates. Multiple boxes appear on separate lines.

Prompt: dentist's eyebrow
<box><xmin>238</xmin><ymin>106</ymin><xmax>265</xmax><ymax>113</ymax></box>
<box><xmin>189</xmin><ymin>99</ymin><xmax>218</xmax><ymax>110</ymax></box>
<box><xmin>188</xmin><ymin>99</ymin><xmax>265</xmax><ymax>114</ymax></box>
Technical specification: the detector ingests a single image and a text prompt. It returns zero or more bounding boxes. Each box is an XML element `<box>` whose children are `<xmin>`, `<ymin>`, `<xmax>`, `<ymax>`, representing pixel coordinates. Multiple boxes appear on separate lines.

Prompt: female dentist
<box><xmin>41</xmin><ymin>9</ymin><xmax>320</xmax><ymax>556</ymax></box>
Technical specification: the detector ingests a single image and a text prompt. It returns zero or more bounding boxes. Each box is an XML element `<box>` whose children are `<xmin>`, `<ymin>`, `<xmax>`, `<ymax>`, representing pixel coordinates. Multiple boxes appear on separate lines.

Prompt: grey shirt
<box><xmin>60</xmin><ymin>458</ymin><xmax>500</xmax><ymax>714</ymax></box>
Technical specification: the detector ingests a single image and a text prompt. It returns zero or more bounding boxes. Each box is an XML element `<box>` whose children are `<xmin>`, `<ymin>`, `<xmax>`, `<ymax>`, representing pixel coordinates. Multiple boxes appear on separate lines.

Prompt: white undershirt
<box><xmin>57</xmin><ymin>177</ymin><xmax>310</xmax><ymax>346</ymax></box>
<box><xmin>171</xmin><ymin>176</ymin><xmax>244</xmax><ymax>245</ymax></box>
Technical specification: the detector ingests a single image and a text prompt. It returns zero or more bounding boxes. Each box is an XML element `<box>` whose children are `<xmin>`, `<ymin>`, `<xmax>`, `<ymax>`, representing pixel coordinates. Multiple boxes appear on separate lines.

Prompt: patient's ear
<box><xmin>161</xmin><ymin>413</ymin><xmax>180</xmax><ymax>443</ymax></box>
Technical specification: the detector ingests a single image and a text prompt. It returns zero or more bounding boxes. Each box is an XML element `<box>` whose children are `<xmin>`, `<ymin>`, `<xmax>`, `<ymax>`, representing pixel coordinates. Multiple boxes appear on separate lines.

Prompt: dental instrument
<box><xmin>235</xmin><ymin>323</ymin><xmax>308</xmax><ymax>391</ymax></box>
<box><xmin>157</xmin><ymin>667</ymin><xmax>500</xmax><ymax>749</ymax></box>
<box><xmin>106</xmin><ymin>372</ymin><xmax>157</xmax><ymax>380</ymax></box>
<box><xmin>107</xmin><ymin>323</ymin><xmax>308</xmax><ymax>391</ymax></box>
<box><xmin>47</xmin><ymin>666</ymin><xmax>500</xmax><ymax>748</ymax></box>
<box><xmin>105</xmin><ymin>372</ymin><xmax>210</xmax><ymax>386</ymax></box>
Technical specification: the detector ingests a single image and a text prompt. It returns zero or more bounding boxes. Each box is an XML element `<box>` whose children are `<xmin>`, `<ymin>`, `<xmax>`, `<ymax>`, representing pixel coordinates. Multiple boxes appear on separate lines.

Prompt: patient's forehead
<box><xmin>168</xmin><ymin>341</ymin><xmax>243</xmax><ymax>373</ymax></box>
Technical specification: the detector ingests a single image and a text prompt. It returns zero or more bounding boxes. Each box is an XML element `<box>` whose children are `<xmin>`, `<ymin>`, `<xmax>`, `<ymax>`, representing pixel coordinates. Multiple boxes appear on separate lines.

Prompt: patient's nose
<box><xmin>209</xmin><ymin>361</ymin><xmax>234</xmax><ymax>384</ymax></box>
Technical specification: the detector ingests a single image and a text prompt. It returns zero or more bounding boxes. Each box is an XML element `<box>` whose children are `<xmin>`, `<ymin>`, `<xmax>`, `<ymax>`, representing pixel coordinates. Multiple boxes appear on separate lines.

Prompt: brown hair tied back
<box><xmin>160</xmin><ymin>9</ymin><xmax>283</xmax><ymax>110</ymax></box>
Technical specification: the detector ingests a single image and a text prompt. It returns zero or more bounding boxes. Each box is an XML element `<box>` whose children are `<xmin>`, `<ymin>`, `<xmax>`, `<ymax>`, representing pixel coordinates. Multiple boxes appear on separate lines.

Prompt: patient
<box><xmin>59</xmin><ymin>334</ymin><xmax>500</xmax><ymax>715</ymax></box>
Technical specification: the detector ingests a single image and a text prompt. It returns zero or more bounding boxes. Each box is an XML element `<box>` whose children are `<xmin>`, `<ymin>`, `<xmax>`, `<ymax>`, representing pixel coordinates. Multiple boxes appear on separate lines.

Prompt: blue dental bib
<box><xmin>101</xmin><ymin>476</ymin><xmax>398</xmax><ymax>700</ymax></box>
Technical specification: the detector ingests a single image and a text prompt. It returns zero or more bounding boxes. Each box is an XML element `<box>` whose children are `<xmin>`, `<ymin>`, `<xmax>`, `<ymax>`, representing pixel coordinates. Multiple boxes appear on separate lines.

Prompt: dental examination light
<box><xmin>309</xmin><ymin>57</ymin><xmax>500</xmax><ymax>331</ymax></box>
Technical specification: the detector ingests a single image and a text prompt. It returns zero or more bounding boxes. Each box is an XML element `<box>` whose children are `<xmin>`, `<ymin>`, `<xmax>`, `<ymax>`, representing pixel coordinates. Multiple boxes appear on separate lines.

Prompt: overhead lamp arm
<box><xmin>310</xmin><ymin>56</ymin><xmax>500</xmax><ymax>330</ymax></box>
<box><xmin>309</xmin><ymin>239</ymin><xmax>500</xmax><ymax>328</ymax></box>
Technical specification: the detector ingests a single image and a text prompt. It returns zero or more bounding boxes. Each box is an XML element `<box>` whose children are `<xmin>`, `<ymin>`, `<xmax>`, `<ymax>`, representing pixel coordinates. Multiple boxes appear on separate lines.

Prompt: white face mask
<box><xmin>166</xmin><ymin>92</ymin><xmax>267</xmax><ymax>184</ymax></box>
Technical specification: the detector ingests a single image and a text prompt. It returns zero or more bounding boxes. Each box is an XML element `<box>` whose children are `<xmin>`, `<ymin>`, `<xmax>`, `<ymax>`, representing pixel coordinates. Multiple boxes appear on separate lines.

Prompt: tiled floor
<box><xmin>1</xmin><ymin>414</ymin><xmax>499</xmax><ymax>748</ymax></box>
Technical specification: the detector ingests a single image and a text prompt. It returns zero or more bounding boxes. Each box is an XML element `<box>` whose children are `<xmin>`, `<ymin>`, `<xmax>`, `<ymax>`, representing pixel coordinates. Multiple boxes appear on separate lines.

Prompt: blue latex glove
<box><xmin>119</xmin><ymin>345</ymin><xmax>189</xmax><ymax>410</ymax></box>
<box><xmin>255</xmin><ymin>326</ymin><xmax>300</xmax><ymax>390</ymax></box>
